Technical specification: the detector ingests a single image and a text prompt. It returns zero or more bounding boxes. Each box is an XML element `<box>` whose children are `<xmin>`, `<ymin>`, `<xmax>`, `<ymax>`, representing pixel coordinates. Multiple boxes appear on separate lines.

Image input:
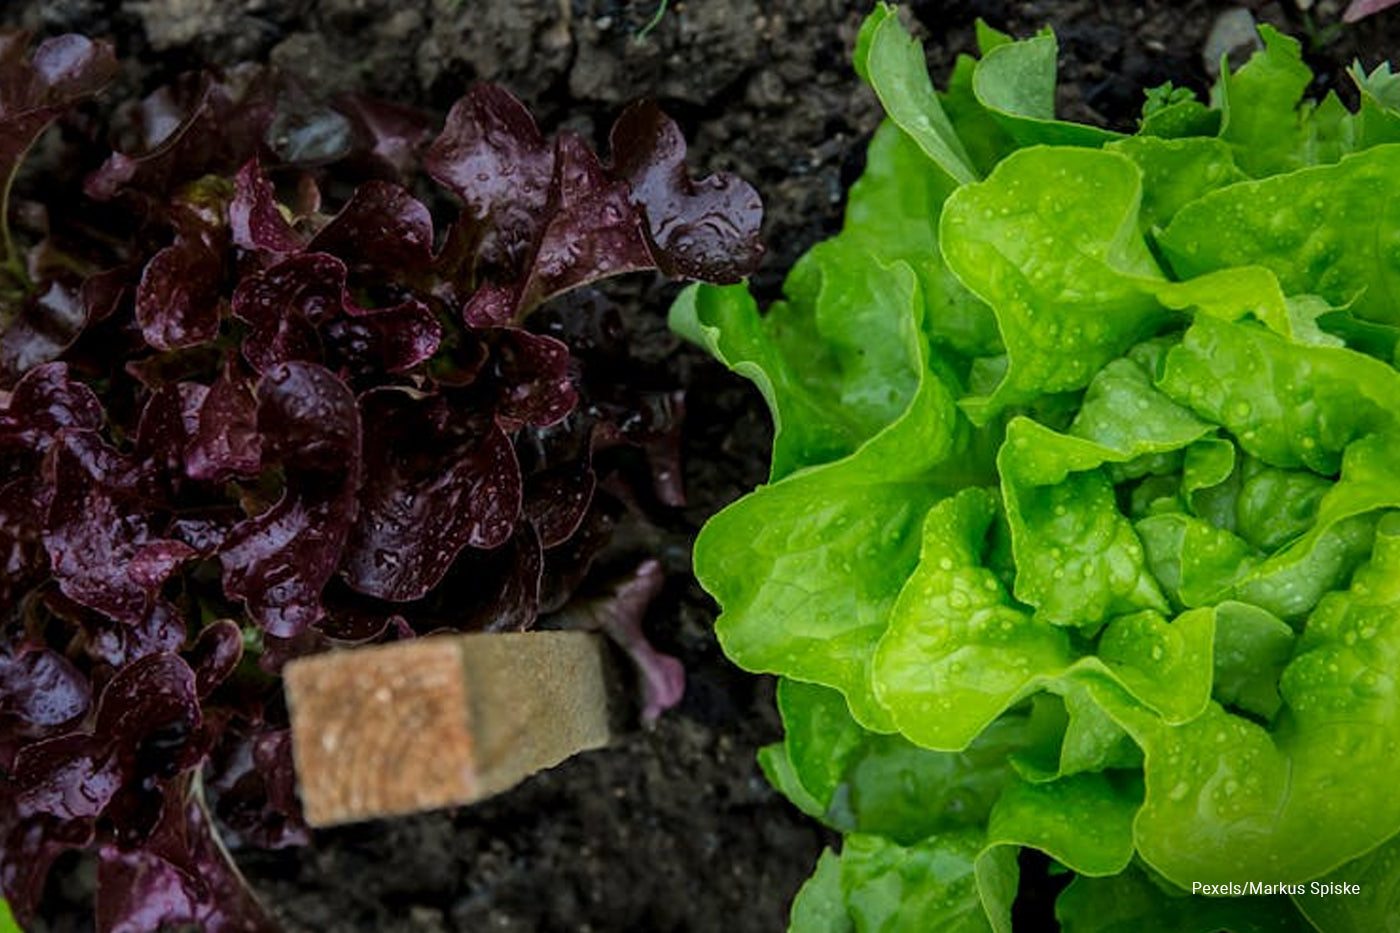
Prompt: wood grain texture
<box><xmin>286</xmin><ymin>631</ymin><xmax>614</xmax><ymax>826</ymax></box>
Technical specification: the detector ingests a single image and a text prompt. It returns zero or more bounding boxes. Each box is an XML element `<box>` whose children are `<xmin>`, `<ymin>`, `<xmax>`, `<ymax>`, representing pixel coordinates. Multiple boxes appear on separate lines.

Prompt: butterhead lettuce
<box><xmin>672</xmin><ymin>6</ymin><xmax>1400</xmax><ymax>931</ymax></box>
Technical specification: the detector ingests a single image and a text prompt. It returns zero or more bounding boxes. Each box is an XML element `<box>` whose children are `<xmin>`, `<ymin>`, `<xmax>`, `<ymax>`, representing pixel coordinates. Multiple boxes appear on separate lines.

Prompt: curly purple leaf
<box><xmin>306</xmin><ymin>179</ymin><xmax>435</xmax><ymax>276</ymax></box>
<box><xmin>340</xmin><ymin>388</ymin><xmax>519</xmax><ymax>601</ymax></box>
<box><xmin>185</xmin><ymin>363</ymin><xmax>262</xmax><ymax>483</ymax></box>
<box><xmin>609</xmin><ymin>100</ymin><xmax>763</xmax><ymax>282</ymax></box>
<box><xmin>1345</xmin><ymin>0</ymin><xmax>1400</xmax><ymax>22</ymax></box>
<box><xmin>424</xmin><ymin>84</ymin><xmax>553</xmax><ymax>274</ymax></box>
<box><xmin>219</xmin><ymin>361</ymin><xmax>361</xmax><ymax>637</ymax></box>
<box><xmin>568</xmin><ymin>558</ymin><xmax>684</xmax><ymax>724</ymax></box>
<box><xmin>229</xmin><ymin>158</ymin><xmax>304</xmax><ymax>256</ymax></box>
<box><xmin>0</xmin><ymin>33</ymin><xmax>118</xmax><ymax>273</ymax></box>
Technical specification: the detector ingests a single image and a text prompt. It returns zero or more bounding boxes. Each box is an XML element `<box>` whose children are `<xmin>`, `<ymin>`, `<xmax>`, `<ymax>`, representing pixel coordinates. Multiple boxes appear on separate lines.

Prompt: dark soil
<box><xmin>9</xmin><ymin>1</ymin><xmax>1400</xmax><ymax>931</ymax></box>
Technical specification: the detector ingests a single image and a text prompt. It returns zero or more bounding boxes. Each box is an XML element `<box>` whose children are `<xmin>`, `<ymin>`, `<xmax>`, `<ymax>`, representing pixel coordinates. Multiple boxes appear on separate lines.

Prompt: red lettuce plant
<box><xmin>0</xmin><ymin>30</ymin><xmax>760</xmax><ymax>932</ymax></box>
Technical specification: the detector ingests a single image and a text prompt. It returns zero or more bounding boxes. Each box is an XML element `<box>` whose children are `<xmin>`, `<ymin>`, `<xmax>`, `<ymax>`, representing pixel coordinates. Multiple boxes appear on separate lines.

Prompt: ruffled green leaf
<box><xmin>1098</xmin><ymin>609</ymin><xmax>1214</xmax><ymax>723</ymax></box>
<box><xmin>692</xmin><ymin>264</ymin><xmax>974</xmax><ymax>728</ymax></box>
<box><xmin>874</xmin><ymin>488</ymin><xmax>1075</xmax><ymax>748</ymax></box>
<box><xmin>1138</xmin><ymin>82</ymin><xmax>1221</xmax><ymax>139</ymax></box>
<box><xmin>940</xmin><ymin>147</ymin><xmax>1171</xmax><ymax>424</ymax></box>
<box><xmin>1159</xmin><ymin>145</ymin><xmax>1400</xmax><ymax>325</ymax></box>
<box><xmin>843</xmin><ymin>122</ymin><xmax>999</xmax><ymax>360</ymax></box>
<box><xmin>1000</xmin><ymin>410</ymin><xmax>1188</xmax><ymax>630</ymax></box>
<box><xmin>789</xmin><ymin>849</ymin><xmax>854</xmax><ymax>933</ymax></box>
<box><xmin>855</xmin><ymin>3</ymin><xmax>977</xmax><ymax>185</ymax></box>
<box><xmin>669</xmin><ymin>255</ymin><xmax>924</xmax><ymax>481</ymax></box>
<box><xmin>1180</xmin><ymin>438</ymin><xmax>1237</xmax><ymax>523</ymax></box>
<box><xmin>1056</xmin><ymin>866</ymin><xmax>1312</xmax><ymax>932</ymax></box>
<box><xmin>1213</xmin><ymin>26</ymin><xmax>1317</xmax><ymax>177</ymax></box>
<box><xmin>985</xmin><ymin>772</ymin><xmax>1140</xmax><ymax>877</ymax></box>
<box><xmin>758</xmin><ymin>741</ymin><xmax>828</xmax><ymax>822</ymax></box>
<box><xmin>940</xmin><ymin>52</ymin><xmax>1017</xmax><ymax>178</ymax></box>
<box><xmin>1120</xmin><ymin>515</ymin><xmax>1400</xmax><ymax>885</ymax></box>
<box><xmin>1054</xmin><ymin>686</ymin><xmax>1142</xmax><ymax>777</ymax></box>
<box><xmin>1292</xmin><ymin>831</ymin><xmax>1400</xmax><ymax>933</ymax></box>
<box><xmin>874</xmin><ymin>486</ymin><xmax>1213</xmax><ymax>750</ymax></box>
<box><xmin>670</xmin><ymin>120</ymin><xmax>985</xmax><ymax>479</ymax></box>
<box><xmin>1157</xmin><ymin>314</ymin><xmax>1400</xmax><ymax>473</ymax></box>
<box><xmin>971</xmin><ymin>32</ymin><xmax>1122</xmax><ymax>148</ymax></box>
<box><xmin>1234</xmin><ymin>461</ymin><xmax>1333</xmax><ymax>552</ymax></box>
<box><xmin>775</xmin><ymin>678</ymin><xmax>870</xmax><ymax>812</ymax></box>
<box><xmin>841</xmin><ymin>832</ymin><xmax>1016</xmax><ymax>933</ymax></box>
<box><xmin>1210</xmin><ymin>601</ymin><xmax>1295</xmax><ymax>720</ymax></box>
<box><xmin>1106</xmin><ymin>136</ymin><xmax>1244</xmax><ymax>232</ymax></box>
<box><xmin>771</xmin><ymin>679</ymin><xmax>1033</xmax><ymax>844</ymax></box>
<box><xmin>1348</xmin><ymin>61</ymin><xmax>1400</xmax><ymax>149</ymax></box>
<box><xmin>1137</xmin><ymin>435</ymin><xmax>1400</xmax><ymax>622</ymax></box>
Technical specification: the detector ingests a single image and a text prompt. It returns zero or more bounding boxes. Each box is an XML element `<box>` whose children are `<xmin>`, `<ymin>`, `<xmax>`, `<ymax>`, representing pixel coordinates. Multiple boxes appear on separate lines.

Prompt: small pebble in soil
<box><xmin>1204</xmin><ymin>7</ymin><xmax>1264</xmax><ymax>76</ymax></box>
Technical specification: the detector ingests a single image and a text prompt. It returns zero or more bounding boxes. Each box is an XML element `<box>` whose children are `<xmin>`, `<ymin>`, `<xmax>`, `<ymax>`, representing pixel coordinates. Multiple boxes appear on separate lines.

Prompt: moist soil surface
<box><xmin>9</xmin><ymin>1</ymin><xmax>1400</xmax><ymax>931</ymax></box>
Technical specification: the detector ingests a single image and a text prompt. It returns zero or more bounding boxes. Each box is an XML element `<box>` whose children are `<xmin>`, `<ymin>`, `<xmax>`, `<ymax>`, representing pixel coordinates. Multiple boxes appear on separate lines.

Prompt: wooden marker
<box><xmin>285</xmin><ymin>631</ymin><xmax>614</xmax><ymax>827</ymax></box>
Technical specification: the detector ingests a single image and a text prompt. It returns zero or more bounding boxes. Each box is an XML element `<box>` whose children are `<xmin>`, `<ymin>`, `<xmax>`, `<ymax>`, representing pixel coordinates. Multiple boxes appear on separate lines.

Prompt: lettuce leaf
<box><xmin>1160</xmin><ymin>146</ymin><xmax>1400</xmax><ymax>325</ymax></box>
<box><xmin>854</xmin><ymin>4</ymin><xmax>977</xmax><ymax>186</ymax></box>
<box><xmin>681</xmin><ymin>261</ymin><xmax>974</xmax><ymax>728</ymax></box>
<box><xmin>677</xmin><ymin>7</ymin><xmax>1400</xmax><ymax>931</ymax></box>
<box><xmin>1292</xmin><ymin>831</ymin><xmax>1400</xmax><ymax>933</ymax></box>
<box><xmin>1055</xmin><ymin>866</ymin><xmax>1311</xmax><ymax>932</ymax></box>
<box><xmin>788</xmin><ymin>849</ymin><xmax>853</xmax><ymax>933</ymax></box>
<box><xmin>939</xmin><ymin>147</ymin><xmax>1169</xmax><ymax>424</ymax></box>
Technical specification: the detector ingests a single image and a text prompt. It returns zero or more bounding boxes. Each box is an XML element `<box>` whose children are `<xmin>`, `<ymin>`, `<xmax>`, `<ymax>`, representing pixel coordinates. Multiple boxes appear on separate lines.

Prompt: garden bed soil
<box><xmin>9</xmin><ymin>1</ymin><xmax>1400</xmax><ymax>931</ymax></box>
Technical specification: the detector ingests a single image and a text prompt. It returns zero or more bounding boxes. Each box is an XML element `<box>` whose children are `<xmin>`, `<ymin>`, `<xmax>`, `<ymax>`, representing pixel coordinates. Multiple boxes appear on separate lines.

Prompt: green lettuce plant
<box><xmin>672</xmin><ymin>6</ymin><xmax>1400</xmax><ymax>931</ymax></box>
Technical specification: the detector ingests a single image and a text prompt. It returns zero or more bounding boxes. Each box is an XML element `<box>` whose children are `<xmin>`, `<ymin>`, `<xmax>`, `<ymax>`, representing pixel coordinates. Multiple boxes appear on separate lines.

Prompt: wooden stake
<box><xmin>285</xmin><ymin>631</ymin><xmax>614</xmax><ymax>827</ymax></box>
